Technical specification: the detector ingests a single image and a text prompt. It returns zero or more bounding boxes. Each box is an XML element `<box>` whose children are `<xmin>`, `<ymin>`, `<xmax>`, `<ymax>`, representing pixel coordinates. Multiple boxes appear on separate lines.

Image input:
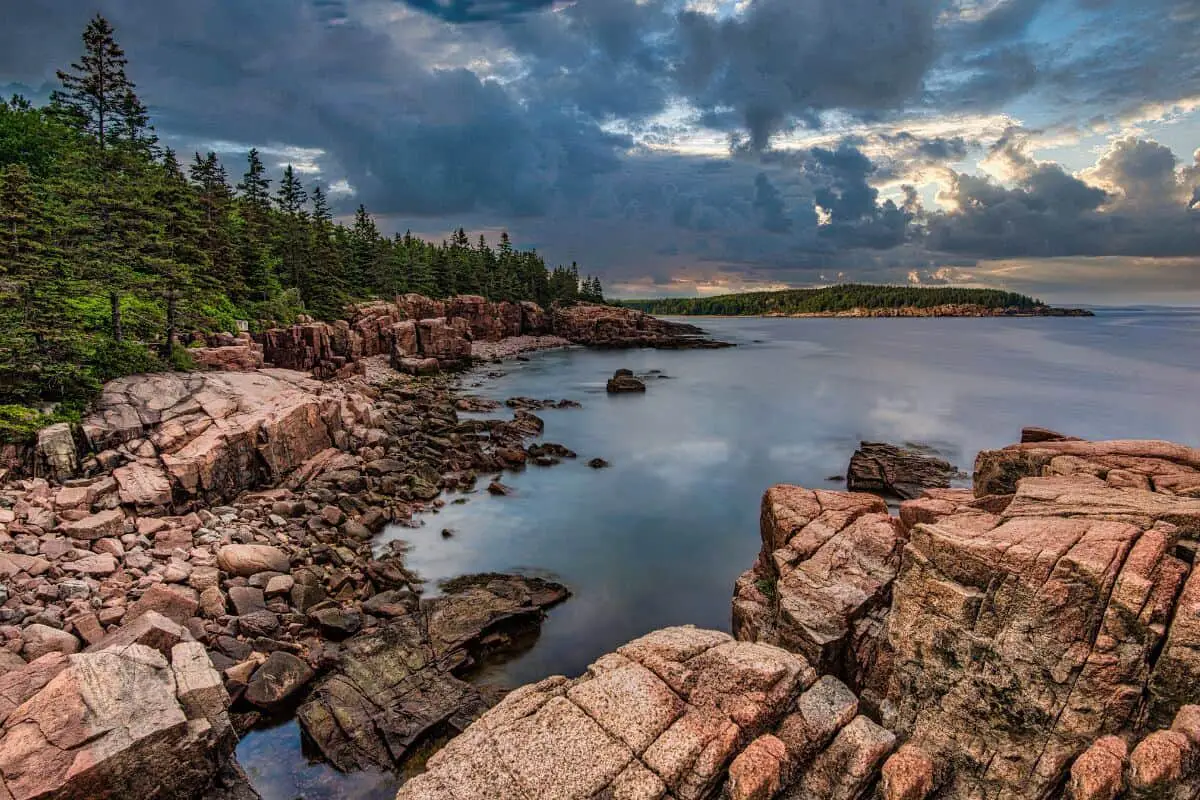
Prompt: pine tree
<box><xmin>49</xmin><ymin>15</ymin><xmax>136</xmax><ymax>153</ymax></box>
<box><xmin>236</xmin><ymin>149</ymin><xmax>272</xmax><ymax>299</ymax></box>
<box><xmin>274</xmin><ymin>164</ymin><xmax>309</xmax><ymax>294</ymax></box>
<box><xmin>0</xmin><ymin>164</ymin><xmax>86</xmax><ymax>398</ymax></box>
<box><xmin>189</xmin><ymin>152</ymin><xmax>240</xmax><ymax>296</ymax></box>
<box><xmin>349</xmin><ymin>204</ymin><xmax>379</xmax><ymax>297</ymax></box>
<box><xmin>155</xmin><ymin>149</ymin><xmax>207</xmax><ymax>356</ymax></box>
<box><xmin>304</xmin><ymin>185</ymin><xmax>346</xmax><ymax>319</ymax></box>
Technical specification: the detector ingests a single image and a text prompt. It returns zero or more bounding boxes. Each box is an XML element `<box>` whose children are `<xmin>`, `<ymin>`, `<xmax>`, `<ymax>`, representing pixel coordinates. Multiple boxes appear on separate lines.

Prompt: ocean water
<box><xmin>238</xmin><ymin>309</ymin><xmax>1200</xmax><ymax>799</ymax></box>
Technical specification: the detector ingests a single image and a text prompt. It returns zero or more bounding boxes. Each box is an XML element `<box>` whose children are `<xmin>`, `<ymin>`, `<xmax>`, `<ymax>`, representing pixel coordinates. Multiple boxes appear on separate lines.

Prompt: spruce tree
<box><xmin>237</xmin><ymin>149</ymin><xmax>272</xmax><ymax>299</ymax></box>
<box><xmin>50</xmin><ymin>15</ymin><xmax>136</xmax><ymax>152</ymax></box>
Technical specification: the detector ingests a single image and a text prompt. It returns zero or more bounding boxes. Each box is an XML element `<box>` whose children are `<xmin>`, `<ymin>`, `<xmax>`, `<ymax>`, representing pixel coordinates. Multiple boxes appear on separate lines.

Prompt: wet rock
<box><xmin>298</xmin><ymin>575</ymin><xmax>568</xmax><ymax>773</ymax></box>
<box><xmin>588</xmin><ymin>458</ymin><xmax>611</xmax><ymax>469</ymax></box>
<box><xmin>847</xmin><ymin>441</ymin><xmax>959</xmax><ymax>499</ymax></box>
<box><xmin>487</xmin><ymin>481</ymin><xmax>514</xmax><ymax>496</ymax></box>
<box><xmin>606</xmin><ymin>369</ymin><xmax>646</xmax><ymax>393</ymax></box>
<box><xmin>308</xmin><ymin>606</ymin><xmax>362</xmax><ymax>639</ymax></box>
<box><xmin>243</xmin><ymin>651</ymin><xmax>314</xmax><ymax>710</ymax></box>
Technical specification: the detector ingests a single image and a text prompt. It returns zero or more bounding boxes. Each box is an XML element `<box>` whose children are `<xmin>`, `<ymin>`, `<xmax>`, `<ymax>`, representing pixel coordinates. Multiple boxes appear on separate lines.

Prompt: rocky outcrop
<box><xmin>0</xmin><ymin>370</ymin><xmax>570</xmax><ymax>738</ymax></box>
<box><xmin>846</xmin><ymin>442</ymin><xmax>960</xmax><ymax>499</ymax></box>
<box><xmin>0</xmin><ymin>611</ymin><xmax>239</xmax><ymax>800</ymax></box>
<box><xmin>551</xmin><ymin>303</ymin><xmax>732</xmax><ymax>349</ymax></box>
<box><xmin>394</xmin><ymin>626</ymin><xmax>894</xmax><ymax>800</ymax></box>
<box><xmin>79</xmin><ymin>369</ymin><xmax>377</xmax><ymax>504</ymax></box>
<box><xmin>297</xmin><ymin>574</ymin><xmax>568</xmax><ymax>772</ymax></box>
<box><xmin>730</xmin><ymin>435</ymin><xmax>1200</xmax><ymax>800</ymax></box>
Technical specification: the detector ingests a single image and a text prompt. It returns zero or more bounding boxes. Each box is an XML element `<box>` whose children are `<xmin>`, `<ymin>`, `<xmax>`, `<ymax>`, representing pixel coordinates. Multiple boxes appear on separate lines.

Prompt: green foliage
<box><xmin>622</xmin><ymin>284</ymin><xmax>1045</xmax><ymax>316</ymax></box>
<box><xmin>88</xmin><ymin>338</ymin><xmax>164</xmax><ymax>384</ymax></box>
<box><xmin>0</xmin><ymin>14</ymin><xmax>607</xmax><ymax>419</ymax></box>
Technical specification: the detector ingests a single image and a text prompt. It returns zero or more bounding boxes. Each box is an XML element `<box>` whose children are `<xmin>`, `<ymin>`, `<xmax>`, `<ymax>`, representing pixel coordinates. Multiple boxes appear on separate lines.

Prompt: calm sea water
<box><xmin>238</xmin><ymin>309</ymin><xmax>1200</xmax><ymax>799</ymax></box>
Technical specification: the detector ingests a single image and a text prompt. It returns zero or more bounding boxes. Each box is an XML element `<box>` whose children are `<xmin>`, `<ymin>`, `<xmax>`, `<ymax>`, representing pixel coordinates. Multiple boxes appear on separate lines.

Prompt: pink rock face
<box><xmin>190</xmin><ymin>343</ymin><xmax>265</xmax><ymax>372</ymax></box>
<box><xmin>550</xmin><ymin>303</ymin><xmax>712</xmax><ymax>348</ymax></box>
<box><xmin>57</xmin><ymin>508</ymin><xmax>125</xmax><ymax>541</ymax></box>
<box><xmin>881</xmin><ymin>744</ymin><xmax>936</xmax><ymax>800</ymax></box>
<box><xmin>734</xmin><ymin>487</ymin><xmax>902</xmax><ymax>685</ymax></box>
<box><xmin>113</xmin><ymin>462</ymin><xmax>173</xmax><ymax>507</ymax></box>
<box><xmin>83</xmin><ymin>370</ymin><xmax>372</xmax><ymax>504</ymax></box>
<box><xmin>726</xmin><ymin>734</ymin><xmax>787</xmax><ymax>800</ymax></box>
<box><xmin>1067</xmin><ymin>736</ymin><xmax>1127</xmax><ymax>800</ymax></box>
<box><xmin>395</xmin><ymin>626</ymin><xmax>812</xmax><ymax>800</ymax></box>
<box><xmin>0</xmin><ymin>616</ymin><xmax>233</xmax><ymax>800</ymax></box>
<box><xmin>415</xmin><ymin>317</ymin><xmax>473</xmax><ymax>366</ymax></box>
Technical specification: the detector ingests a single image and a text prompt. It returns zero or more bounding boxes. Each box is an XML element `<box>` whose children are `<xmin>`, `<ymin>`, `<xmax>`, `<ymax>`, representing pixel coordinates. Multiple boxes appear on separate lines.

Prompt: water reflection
<box><xmin>238</xmin><ymin>310</ymin><xmax>1200</xmax><ymax>798</ymax></box>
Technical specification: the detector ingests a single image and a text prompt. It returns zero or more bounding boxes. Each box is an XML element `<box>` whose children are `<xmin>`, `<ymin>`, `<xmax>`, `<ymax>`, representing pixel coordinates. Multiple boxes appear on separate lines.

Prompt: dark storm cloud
<box><xmin>673</xmin><ymin>0</ymin><xmax>940</xmax><ymax>149</ymax></box>
<box><xmin>3</xmin><ymin>0</ymin><xmax>1200</xmax><ymax>293</ymax></box>
<box><xmin>0</xmin><ymin>0</ymin><xmax>630</xmax><ymax>219</ymax></box>
<box><xmin>928</xmin><ymin>135</ymin><xmax>1200</xmax><ymax>259</ymax></box>
<box><xmin>398</xmin><ymin>0</ymin><xmax>557</xmax><ymax>23</ymax></box>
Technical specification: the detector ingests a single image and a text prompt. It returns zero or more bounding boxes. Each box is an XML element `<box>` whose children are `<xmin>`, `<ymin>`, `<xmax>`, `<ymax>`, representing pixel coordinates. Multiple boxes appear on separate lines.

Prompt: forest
<box><xmin>0</xmin><ymin>15</ymin><xmax>603</xmax><ymax>431</ymax></box>
<box><xmin>621</xmin><ymin>285</ymin><xmax>1045</xmax><ymax>316</ymax></box>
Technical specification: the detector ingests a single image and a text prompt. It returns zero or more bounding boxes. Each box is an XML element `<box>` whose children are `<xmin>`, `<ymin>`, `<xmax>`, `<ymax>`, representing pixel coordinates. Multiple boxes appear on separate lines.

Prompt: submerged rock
<box><xmin>607</xmin><ymin>369</ymin><xmax>647</xmax><ymax>394</ymax></box>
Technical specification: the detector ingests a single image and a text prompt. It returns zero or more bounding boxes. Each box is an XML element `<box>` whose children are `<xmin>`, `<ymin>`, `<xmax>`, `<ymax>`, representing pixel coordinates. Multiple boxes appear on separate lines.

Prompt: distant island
<box><xmin>620</xmin><ymin>284</ymin><xmax>1094</xmax><ymax>317</ymax></box>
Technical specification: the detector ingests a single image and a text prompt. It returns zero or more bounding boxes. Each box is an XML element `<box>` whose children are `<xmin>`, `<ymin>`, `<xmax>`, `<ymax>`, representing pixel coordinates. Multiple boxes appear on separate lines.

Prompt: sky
<box><xmin>3</xmin><ymin>0</ymin><xmax>1200</xmax><ymax>302</ymax></box>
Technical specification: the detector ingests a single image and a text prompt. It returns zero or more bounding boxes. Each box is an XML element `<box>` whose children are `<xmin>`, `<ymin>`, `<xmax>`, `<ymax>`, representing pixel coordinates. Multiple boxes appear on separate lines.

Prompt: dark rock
<box><xmin>606</xmin><ymin>370</ymin><xmax>646</xmax><ymax>393</ymax></box>
<box><xmin>487</xmin><ymin>481</ymin><xmax>514</xmax><ymax>496</ymax></box>
<box><xmin>588</xmin><ymin>458</ymin><xmax>611</xmax><ymax>469</ymax></box>
<box><xmin>308</xmin><ymin>606</ymin><xmax>362</xmax><ymax>639</ymax></box>
<box><xmin>244</xmin><ymin>651</ymin><xmax>315</xmax><ymax>710</ymax></box>
<box><xmin>846</xmin><ymin>441</ymin><xmax>959</xmax><ymax>500</ymax></box>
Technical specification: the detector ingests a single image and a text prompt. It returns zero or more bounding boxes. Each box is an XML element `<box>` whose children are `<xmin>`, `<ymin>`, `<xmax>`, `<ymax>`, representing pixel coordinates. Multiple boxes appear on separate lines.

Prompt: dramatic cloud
<box><xmin>2</xmin><ymin>0</ymin><xmax>1199</xmax><ymax>299</ymax></box>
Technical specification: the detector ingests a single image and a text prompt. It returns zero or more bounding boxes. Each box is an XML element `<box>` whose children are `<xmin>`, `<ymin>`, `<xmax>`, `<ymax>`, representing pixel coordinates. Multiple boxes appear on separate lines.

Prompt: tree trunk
<box><xmin>163</xmin><ymin>289</ymin><xmax>177</xmax><ymax>358</ymax></box>
<box><xmin>109</xmin><ymin>291</ymin><xmax>122</xmax><ymax>342</ymax></box>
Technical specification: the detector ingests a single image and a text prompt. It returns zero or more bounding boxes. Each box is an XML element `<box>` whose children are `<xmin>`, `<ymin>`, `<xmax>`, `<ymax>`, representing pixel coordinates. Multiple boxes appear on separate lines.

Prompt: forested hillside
<box><xmin>0</xmin><ymin>15</ymin><xmax>603</xmax><ymax>421</ymax></box>
<box><xmin>622</xmin><ymin>285</ymin><xmax>1045</xmax><ymax>316</ymax></box>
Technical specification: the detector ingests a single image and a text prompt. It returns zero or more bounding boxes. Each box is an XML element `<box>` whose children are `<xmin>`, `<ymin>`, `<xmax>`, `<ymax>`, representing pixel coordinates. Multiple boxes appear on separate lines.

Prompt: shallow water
<box><xmin>239</xmin><ymin>309</ymin><xmax>1200</xmax><ymax>799</ymax></box>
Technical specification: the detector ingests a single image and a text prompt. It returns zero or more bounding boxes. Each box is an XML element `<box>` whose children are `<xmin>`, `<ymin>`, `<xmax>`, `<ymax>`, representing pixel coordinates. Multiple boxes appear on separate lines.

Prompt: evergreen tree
<box><xmin>236</xmin><ymin>148</ymin><xmax>272</xmax><ymax>299</ymax></box>
<box><xmin>0</xmin><ymin>164</ymin><xmax>86</xmax><ymax>399</ymax></box>
<box><xmin>274</xmin><ymin>164</ymin><xmax>309</xmax><ymax>294</ymax></box>
<box><xmin>304</xmin><ymin>185</ymin><xmax>346</xmax><ymax>319</ymax></box>
<box><xmin>50</xmin><ymin>15</ymin><xmax>136</xmax><ymax>152</ymax></box>
<box><xmin>154</xmin><ymin>149</ymin><xmax>206</xmax><ymax>356</ymax></box>
<box><xmin>189</xmin><ymin>152</ymin><xmax>239</xmax><ymax>295</ymax></box>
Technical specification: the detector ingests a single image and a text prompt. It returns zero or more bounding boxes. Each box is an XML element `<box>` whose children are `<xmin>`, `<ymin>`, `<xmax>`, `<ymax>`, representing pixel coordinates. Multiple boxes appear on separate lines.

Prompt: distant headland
<box><xmin>619</xmin><ymin>284</ymin><xmax>1094</xmax><ymax>317</ymax></box>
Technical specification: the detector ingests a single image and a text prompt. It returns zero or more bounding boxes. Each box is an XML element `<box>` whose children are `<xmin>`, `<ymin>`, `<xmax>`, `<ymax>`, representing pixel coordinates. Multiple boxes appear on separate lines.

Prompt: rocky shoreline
<box><xmin>767</xmin><ymin>304</ymin><xmax>1095</xmax><ymax>318</ymax></box>
<box><xmin>0</xmin><ymin>296</ymin><xmax>727</xmax><ymax>799</ymax></box>
<box><xmin>400</xmin><ymin>430</ymin><xmax>1200</xmax><ymax>800</ymax></box>
<box><xmin>3</xmin><ymin>293</ymin><xmax>1197</xmax><ymax>800</ymax></box>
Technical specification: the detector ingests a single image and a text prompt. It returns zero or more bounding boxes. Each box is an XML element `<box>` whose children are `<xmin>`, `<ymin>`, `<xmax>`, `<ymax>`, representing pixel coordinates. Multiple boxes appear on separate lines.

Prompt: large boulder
<box><xmin>0</xmin><ymin>618</ymin><xmax>235</xmax><ymax>800</ymax></box>
<box><xmin>35</xmin><ymin>423</ymin><xmax>78</xmax><ymax>481</ymax></box>
<box><xmin>847</xmin><ymin>442</ymin><xmax>960</xmax><ymax>500</ymax></box>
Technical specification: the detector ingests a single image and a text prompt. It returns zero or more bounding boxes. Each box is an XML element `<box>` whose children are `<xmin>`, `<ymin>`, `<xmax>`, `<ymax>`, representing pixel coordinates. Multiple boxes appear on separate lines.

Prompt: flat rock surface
<box><xmin>396</xmin><ymin>626</ymin><xmax>812</xmax><ymax>800</ymax></box>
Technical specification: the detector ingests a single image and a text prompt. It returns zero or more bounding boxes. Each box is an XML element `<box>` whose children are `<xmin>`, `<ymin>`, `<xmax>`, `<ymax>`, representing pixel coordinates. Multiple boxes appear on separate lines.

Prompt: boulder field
<box><xmin>404</xmin><ymin>430</ymin><xmax>1200</xmax><ymax>800</ymax></box>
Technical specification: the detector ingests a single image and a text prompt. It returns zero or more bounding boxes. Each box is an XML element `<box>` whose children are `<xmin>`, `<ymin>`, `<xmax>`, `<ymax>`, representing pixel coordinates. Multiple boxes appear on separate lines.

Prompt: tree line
<box><xmin>0</xmin><ymin>14</ymin><xmax>604</xmax><ymax>415</ymax></box>
<box><xmin>621</xmin><ymin>285</ymin><xmax>1044</xmax><ymax>316</ymax></box>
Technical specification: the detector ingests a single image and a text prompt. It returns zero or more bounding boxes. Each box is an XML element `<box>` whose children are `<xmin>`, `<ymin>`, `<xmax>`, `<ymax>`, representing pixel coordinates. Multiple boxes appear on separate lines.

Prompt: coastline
<box><xmin>657</xmin><ymin>304</ymin><xmax>1095</xmax><ymax>319</ymax></box>
<box><xmin>0</xmin><ymin>295</ymin><xmax>722</xmax><ymax>799</ymax></box>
